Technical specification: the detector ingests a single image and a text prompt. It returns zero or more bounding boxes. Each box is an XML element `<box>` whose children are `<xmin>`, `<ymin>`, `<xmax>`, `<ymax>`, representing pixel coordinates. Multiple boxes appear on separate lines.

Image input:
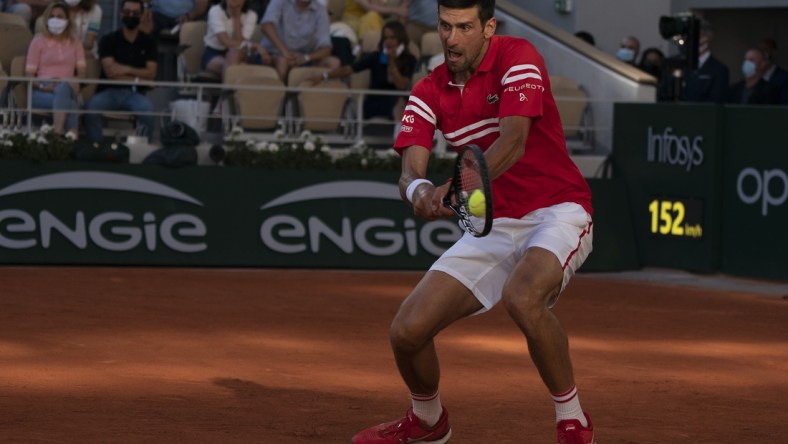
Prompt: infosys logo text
<box><xmin>0</xmin><ymin>172</ymin><xmax>207</xmax><ymax>252</ymax></box>
<box><xmin>646</xmin><ymin>126</ymin><xmax>704</xmax><ymax>172</ymax></box>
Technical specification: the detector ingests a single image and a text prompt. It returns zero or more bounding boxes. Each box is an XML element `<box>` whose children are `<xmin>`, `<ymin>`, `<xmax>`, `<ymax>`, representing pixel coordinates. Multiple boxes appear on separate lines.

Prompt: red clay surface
<box><xmin>1</xmin><ymin>267</ymin><xmax>787</xmax><ymax>443</ymax></box>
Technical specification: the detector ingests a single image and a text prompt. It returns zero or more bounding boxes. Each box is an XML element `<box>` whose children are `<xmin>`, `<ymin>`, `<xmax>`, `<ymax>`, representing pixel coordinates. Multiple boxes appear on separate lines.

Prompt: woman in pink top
<box><xmin>25</xmin><ymin>2</ymin><xmax>87</xmax><ymax>139</ymax></box>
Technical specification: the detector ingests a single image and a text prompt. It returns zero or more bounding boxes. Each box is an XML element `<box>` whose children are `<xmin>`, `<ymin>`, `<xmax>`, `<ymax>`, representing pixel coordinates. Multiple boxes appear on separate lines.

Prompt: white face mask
<box><xmin>64</xmin><ymin>0</ymin><xmax>81</xmax><ymax>6</ymax></box>
<box><xmin>47</xmin><ymin>17</ymin><xmax>68</xmax><ymax>35</ymax></box>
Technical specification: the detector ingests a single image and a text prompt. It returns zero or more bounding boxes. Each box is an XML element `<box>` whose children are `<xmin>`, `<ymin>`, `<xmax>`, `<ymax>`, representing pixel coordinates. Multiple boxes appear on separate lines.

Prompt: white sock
<box><xmin>552</xmin><ymin>385</ymin><xmax>588</xmax><ymax>427</ymax></box>
<box><xmin>411</xmin><ymin>391</ymin><xmax>443</xmax><ymax>427</ymax></box>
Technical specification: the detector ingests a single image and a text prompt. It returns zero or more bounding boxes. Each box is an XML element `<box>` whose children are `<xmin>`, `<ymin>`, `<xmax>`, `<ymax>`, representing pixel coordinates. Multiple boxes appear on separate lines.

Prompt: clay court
<box><xmin>1</xmin><ymin>267</ymin><xmax>787</xmax><ymax>443</ymax></box>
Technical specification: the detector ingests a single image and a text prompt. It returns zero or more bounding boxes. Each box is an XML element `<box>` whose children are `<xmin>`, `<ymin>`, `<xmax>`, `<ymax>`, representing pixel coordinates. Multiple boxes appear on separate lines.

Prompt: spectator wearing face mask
<box><xmin>757</xmin><ymin>37</ymin><xmax>788</xmax><ymax>104</ymax></box>
<box><xmin>638</xmin><ymin>47</ymin><xmax>664</xmax><ymax>81</ymax></box>
<box><xmin>726</xmin><ymin>47</ymin><xmax>779</xmax><ymax>105</ymax></box>
<box><xmin>84</xmin><ymin>0</ymin><xmax>157</xmax><ymax>142</ymax></box>
<box><xmin>660</xmin><ymin>19</ymin><xmax>729</xmax><ymax>103</ymax></box>
<box><xmin>25</xmin><ymin>1</ymin><xmax>86</xmax><ymax>139</ymax></box>
<box><xmin>616</xmin><ymin>35</ymin><xmax>640</xmax><ymax>66</ymax></box>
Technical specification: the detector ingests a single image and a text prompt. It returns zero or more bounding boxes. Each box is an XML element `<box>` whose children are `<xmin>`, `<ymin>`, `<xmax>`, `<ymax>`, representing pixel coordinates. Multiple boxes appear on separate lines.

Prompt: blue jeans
<box><xmin>84</xmin><ymin>88</ymin><xmax>155</xmax><ymax>142</ymax></box>
<box><xmin>31</xmin><ymin>82</ymin><xmax>80</xmax><ymax>131</ymax></box>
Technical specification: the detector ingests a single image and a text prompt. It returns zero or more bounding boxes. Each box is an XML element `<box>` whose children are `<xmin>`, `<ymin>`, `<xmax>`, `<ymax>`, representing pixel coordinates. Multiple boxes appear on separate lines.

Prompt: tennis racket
<box><xmin>442</xmin><ymin>145</ymin><xmax>493</xmax><ymax>237</ymax></box>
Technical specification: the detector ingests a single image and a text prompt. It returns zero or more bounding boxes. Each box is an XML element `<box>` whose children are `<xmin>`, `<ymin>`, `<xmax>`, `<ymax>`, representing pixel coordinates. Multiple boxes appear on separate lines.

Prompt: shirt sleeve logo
<box><xmin>487</xmin><ymin>94</ymin><xmax>499</xmax><ymax>104</ymax></box>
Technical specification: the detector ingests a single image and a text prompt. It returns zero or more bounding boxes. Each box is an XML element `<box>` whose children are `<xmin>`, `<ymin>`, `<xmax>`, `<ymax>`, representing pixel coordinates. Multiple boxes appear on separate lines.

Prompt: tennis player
<box><xmin>350</xmin><ymin>1</ymin><xmax>596</xmax><ymax>443</ymax></box>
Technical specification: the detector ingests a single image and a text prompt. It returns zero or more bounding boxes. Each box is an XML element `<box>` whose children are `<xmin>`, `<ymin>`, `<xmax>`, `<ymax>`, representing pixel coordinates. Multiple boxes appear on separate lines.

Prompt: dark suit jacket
<box><xmin>726</xmin><ymin>78</ymin><xmax>780</xmax><ymax>105</ymax></box>
<box><xmin>682</xmin><ymin>55</ymin><xmax>730</xmax><ymax>103</ymax></box>
<box><xmin>766</xmin><ymin>65</ymin><xmax>788</xmax><ymax>104</ymax></box>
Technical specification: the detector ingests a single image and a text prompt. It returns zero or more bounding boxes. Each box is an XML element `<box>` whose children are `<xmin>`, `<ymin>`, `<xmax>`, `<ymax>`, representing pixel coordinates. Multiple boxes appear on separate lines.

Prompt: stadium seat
<box><xmin>0</xmin><ymin>24</ymin><xmax>32</xmax><ymax>82</ymax></box>
<box><xmin>287</xmin><ymin>66</ymin><xmax>349</xmax><ymax>133</ymax></box>
<box><xmin>550</xmin><ymin>75</ymin><xmax>591</xmax><ymax>150</ymax></box>
<box><xmin>0</xmin><ymin>12</ymin><xmax>28</xmax><ymax>29</ymax></box>
<box><xmin>177</xmin><ymin>21</ymin><xmax>220</xmax><ymax>83</ymax></box>
<box><xmin>419</xmin><ymin>32</ymin><xmax>442</xmax><ymax>64</ymax></box>
<box><xmin>224</xmin><ymin>64</ymin><xmax>286</xmax><ymax>131</ymax></box>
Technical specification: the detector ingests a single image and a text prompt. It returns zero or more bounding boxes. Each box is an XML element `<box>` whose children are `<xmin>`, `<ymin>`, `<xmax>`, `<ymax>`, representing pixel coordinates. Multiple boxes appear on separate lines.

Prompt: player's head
<box><xmin>437</xmin><ymin>0</ymin><xmax>496</xmax><ymax>78</ymax></box>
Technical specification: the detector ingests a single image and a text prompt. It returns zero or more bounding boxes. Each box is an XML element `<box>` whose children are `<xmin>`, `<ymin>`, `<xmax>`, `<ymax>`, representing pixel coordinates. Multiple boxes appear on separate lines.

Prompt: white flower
<box><xmin>384</xmin><ymin>148</ymin><xmax>397</xmax><ymax>157</ymax></box>
<box><xmin>273</xmin><ymin>129</ymin><xmax>285</xmax><ymax>139</ymax></box>
<box><xmin>304</xmin><ymin>140</ymin><xmax>315</xmax><ymax>151</ymax></box>
<box><xmin>320</xmin><ymin>145</ymin><xmax>331</xmax><ymax>153</ymax></box>
<box><xmin>361</xmin><ymin>158</ymin><xmax>368</xmax><ymax>167</ymax></box>
<box><xmin>28</xmin><ymin>132</ymin><xmax>38</xmax><ymax>141</ymax></box>
<box><xmin>266</xmin><ymin>142</ymin><xmax>279</xmax><ymax>152</ymax></box>
<box><xmin>254</xmin><ymin>141</ymin><xmax>267</xmax><ymax>152</ymax></box>
<box><xmin>291</xmin><ymin>143</ymin><xmax>298</xmax><ymax>149</ymax></box>
<box><xmin>351</xmin><ymin>139</ymin><xmax>367</xmax><ymax>152</ymax></box>
<box><xmin>65</xmin><ymin>132</ymin><xmax>77</xmax><ymax>141</ymax></box>
<box><xmin>299</xmin><ymin>130</ymin><xmax>313</xmax><ymax>141</ymax></box>
<box><xmin>3</xmin><ymin>140</ymin><xmax>12</xmax><ymax>146</ymax></box>
<box><xmin>39</xmin><ymin>123</ymin><xmax>53</xmax><ymax>134</ymax></box>
<box><xmin>245</xmin><ymin>139</ymin><xmax>256</xmax><ymax>147</ymax></box>
<box><xmin>37</xmin><ymin>136</ymin><xmax>48</xmax><ymax>145</ymax></box>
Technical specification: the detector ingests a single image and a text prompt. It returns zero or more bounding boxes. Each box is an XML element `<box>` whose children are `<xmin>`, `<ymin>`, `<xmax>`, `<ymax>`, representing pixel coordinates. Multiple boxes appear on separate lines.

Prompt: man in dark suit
<box><xmin>726</xmin><ymin>47</ymin><xmax>780</xmax><ymax>105</ymax></box>
<box><xmin>658</xmin><ymin>19</ymin><xmax>729</xmax><ymax>103</ymax></box>
<box><xmin>758</xmin><ymin>37</ymin><xmax>788</xmax><ymax>104</ymax></box>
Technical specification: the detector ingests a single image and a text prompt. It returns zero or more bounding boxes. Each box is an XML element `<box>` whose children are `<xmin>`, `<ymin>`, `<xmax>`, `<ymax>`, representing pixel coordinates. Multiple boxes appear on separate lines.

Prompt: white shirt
<box><xmin>203</xmin><ymin>5</ymin><xmax>258</xmax><ymax>51</ymax></box>
<box><xmin>72</xmin><ymin>5</ymin><xmax>102</xmax><ymax>58</ymax></box>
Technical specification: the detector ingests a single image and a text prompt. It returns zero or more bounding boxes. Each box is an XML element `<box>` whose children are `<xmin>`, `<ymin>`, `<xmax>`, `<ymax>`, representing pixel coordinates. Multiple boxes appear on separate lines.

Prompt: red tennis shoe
<box><xmin>556</xmin><ymin>412</ymin><xmax>595</xmax><ymax>444</ymax></box>
<box><xmin>351</xmin><ymin>408</ymin><xmax>451</xmax><ymax>444</ymax></box>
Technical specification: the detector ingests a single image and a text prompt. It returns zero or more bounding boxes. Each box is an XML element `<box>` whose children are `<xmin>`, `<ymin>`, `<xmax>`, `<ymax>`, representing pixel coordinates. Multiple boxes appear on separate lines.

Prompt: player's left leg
<box><xmin>502</xmin><ymin>201</ymin><xmax>595</xmax><ymax>443</ymax></box>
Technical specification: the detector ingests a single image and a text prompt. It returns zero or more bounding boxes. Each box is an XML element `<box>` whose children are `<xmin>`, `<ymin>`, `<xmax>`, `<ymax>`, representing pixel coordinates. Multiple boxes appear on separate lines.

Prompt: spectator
<box><xmin>84</xmin><ymin>0</ymin><xmax>157</xmax><ymax>142</ymax></box>
<box><xmin>202</xmin><ymin>0</ymin><xmax>268</xmax><ymax>79</ymax></box>
<box><xmin>314</xmin><ymin>20</ymin><xmax>416</xmax><ymax>121</ymax></box>
<box><xmin>148</xmin><ymin>0</ymin><xmax>208</xmax><ymax>35</ymax></box>
<box><xmin>25</xmin><ymin>1</ymin><xmax>86</xmax><ymax>139</ymax></box>
<box><xmin>726</xmin><ymin>47</ymin><xmax>779</xmax><ymax>105</ymax></box>
<box><xmin>638</xmin><ymin>47</ymin><xmax>664</xmax><ymax>81</ymax></box>
<box><xmin>1</xmin><ymin>0</ymin><xmax>35</xmax><ymax>27</ymax></box>
<box><xmin>341</xmin><ymin>0</ymin><xmax>407</xmax><ymax>38</ymax></box>
<box><xmin>404</xmin><ymin>0</ymin><xmax>436</xmax><ymax>49</ymax></box>
<box><xmin>67</xmin><ymin>0</ymin><xmax>102</xmax><ymax>59</ymax></box>
<box><xmin>258</xmin><ymin>0</ymin><xmax>339</xmax><ymax>82</ymax></box>
<box><xmin>574</xmin><ymin>30</ymin><xmax>594</xmax><ymax>46</ymax></box>
<box><xmin>758</xmin><ymin>37</ymin><xmax>788</xmax><ymax>104</ymax></box>
<box><xmin>660</xmin><ymin>19</ymin><xmax>729</xmax><ymax>103</ymax></box>
<box><xmin>616</xmin><ymin>35</ymin><xmax>640</xmax><ymax>65</ymax></box>
<box><xmin>3</xmin><ymin>0</ymin><xmax>52</xmax><ymax>29</ymax></box>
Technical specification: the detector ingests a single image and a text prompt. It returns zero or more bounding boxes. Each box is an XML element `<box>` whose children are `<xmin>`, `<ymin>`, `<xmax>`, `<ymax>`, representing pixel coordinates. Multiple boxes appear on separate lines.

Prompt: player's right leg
<box><xmin>351</xmin><ymin>270</ymin><xmax>482</xmax><ymax>444</ymax></box>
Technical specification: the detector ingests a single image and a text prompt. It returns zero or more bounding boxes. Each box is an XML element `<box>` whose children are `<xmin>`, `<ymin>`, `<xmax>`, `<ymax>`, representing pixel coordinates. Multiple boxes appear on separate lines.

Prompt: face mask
<box><xmin>47</xmin><ymin>17</ymin><xmax>68</xmax><ymax>35</ymax></box>
<box><xmin>379</xmin><ymin>43</ymin><xmax>405</xmax><ymax>64</ymax></box>
<box><xmin>64</xmin><ymin>0</ymin><xmax>81</xmax><ymax>6</ymax></box>
<box><xmin>122</xmin><ymin>15</ymin><xmax>140</xmax><ymax>30</ymax></box>
<box><xmin>616</xmin><ymin>48</ymin><xmax>635</xmax><ymax>63</ymax></box>
<box><xmin>742</xmin><ymin>60</ymin><xmax>757</xmax><ymax>79</ymax></box>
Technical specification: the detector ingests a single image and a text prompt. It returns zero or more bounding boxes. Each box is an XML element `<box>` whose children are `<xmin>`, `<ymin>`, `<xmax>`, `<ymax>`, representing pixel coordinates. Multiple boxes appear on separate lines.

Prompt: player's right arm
<box><xmin>399</xmin><ymin>145</ymin><xmax>453</xmax><ymax>220</ymax></box>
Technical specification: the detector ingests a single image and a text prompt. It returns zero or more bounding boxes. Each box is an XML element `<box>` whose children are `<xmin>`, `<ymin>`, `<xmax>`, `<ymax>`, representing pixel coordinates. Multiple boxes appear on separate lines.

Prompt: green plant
<box><xmin>0</xmin><ymin>123</ymin><xmax>74</xmax><ymax>162</ymax></box>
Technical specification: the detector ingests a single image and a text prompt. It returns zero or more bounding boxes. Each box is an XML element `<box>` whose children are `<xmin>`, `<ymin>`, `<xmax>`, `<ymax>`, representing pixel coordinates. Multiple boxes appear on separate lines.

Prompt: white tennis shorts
<box><xmin>430</xmin><ymin>202</ymin><xmax>593</xmax><ymax>312</ymax></box>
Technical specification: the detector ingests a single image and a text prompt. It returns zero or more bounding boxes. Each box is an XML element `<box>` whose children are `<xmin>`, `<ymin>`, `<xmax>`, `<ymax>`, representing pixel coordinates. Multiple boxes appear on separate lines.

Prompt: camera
<box><xmin>659</xmin><ymin>13</ymin><xmax>700</xmax><ymax>71</ymax></box>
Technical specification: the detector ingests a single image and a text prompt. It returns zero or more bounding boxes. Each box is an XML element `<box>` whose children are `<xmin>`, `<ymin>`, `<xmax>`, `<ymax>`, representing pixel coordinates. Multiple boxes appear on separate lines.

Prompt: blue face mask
<box><xmin>616</xmin><ymin>48</ymin><xmax>635</xmax><ymax>63</ymax></box>
<box><xmin>742</xmin><ymin>60</ymin><xmax>757</xmax><ymax>78</ymax></box>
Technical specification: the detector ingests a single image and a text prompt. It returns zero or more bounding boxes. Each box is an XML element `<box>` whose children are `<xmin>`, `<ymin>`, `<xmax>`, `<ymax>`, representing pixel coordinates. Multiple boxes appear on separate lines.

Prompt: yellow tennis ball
<box><xmin>467</xmin><ymin>189</ymin><xmax>485</xmax><ymax>217</ymax></box>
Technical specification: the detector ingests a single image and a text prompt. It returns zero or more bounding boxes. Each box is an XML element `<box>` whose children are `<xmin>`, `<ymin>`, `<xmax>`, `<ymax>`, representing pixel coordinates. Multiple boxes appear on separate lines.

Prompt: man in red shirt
<box><xmin>351</xmin><ymin>1</ymin><xmax>596</xmax><ymax>443</ymax></box>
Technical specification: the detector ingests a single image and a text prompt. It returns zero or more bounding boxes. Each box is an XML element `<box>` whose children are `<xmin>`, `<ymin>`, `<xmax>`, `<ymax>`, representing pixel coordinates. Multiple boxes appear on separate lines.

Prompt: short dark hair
<box><xmin>121</xmin><ymin>0</ymin><xmax>144</xmax><ymax>11</ymax></box>
<box><xmin>438</xmin><ymin>0</ymin><xmax>495</xmax><ymax>24</ymax></box>
<box><xmin>222</xmin><ymin>0</ymin><xmax>250</xmax><ymax>14</ymax></box>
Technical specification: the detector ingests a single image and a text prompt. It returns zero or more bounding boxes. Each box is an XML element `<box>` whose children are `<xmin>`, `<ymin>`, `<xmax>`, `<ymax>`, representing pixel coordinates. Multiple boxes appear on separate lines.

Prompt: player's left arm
<box><xmin>482</xmin><ymin>115</ymin><xmax>531</xmax><ymax>180</ymax></box>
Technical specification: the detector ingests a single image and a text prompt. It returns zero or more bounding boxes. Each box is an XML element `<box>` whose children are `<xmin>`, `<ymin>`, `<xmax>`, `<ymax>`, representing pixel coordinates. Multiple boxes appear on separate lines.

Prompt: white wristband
<box><xmin>405</xmin><ymin>179</ymin><xmax>433</xmax><ymax>204</ymax></box>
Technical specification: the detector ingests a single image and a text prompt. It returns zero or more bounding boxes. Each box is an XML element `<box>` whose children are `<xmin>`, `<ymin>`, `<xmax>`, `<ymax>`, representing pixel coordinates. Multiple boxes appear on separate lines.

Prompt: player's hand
<box><xmin>411</xmin><ymin>182</ymin><xmax>453</xmax><ymax>220</ymax></box>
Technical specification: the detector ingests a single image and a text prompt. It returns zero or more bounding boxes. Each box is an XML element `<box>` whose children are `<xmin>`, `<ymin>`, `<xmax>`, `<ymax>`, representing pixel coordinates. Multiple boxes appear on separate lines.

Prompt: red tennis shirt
<box><xmin>394</xmin><ymin>35</ymin><xmax>593</xmax><ymax>219</ymax></box>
